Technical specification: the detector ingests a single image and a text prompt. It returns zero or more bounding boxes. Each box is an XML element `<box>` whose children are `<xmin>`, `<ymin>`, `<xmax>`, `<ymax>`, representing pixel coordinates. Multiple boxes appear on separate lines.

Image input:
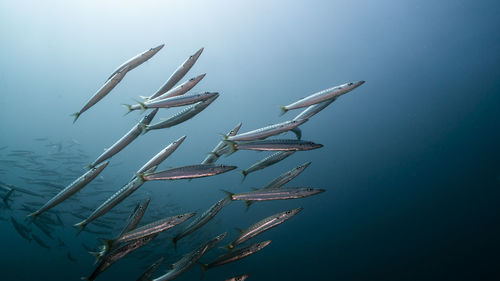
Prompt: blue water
<box><xmin>1</xmin><ymin>1</ymin><xmax>499</xmax><ymax>280</ymax></box>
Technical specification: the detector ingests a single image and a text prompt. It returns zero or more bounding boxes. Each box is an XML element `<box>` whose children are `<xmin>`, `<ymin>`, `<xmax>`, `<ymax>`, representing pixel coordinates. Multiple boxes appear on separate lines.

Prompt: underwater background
<box><xmin>1</xmin><ymin>0</ymin><xmax>499</xmax><ymax>280</ymax></box>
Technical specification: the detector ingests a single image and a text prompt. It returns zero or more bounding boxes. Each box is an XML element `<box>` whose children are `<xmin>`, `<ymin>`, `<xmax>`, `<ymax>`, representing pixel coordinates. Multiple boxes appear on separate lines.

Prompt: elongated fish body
<box><xmin>10</xmin><ymin>217</ymin><xmax>32</xmax><ymax>242</ymax></box>
<box><xmin>228</xmin><ymin>207</ymin><xmax>302</xmax><ymax>249</ymax></box>
<box><xmin>107</xmin><ymin>44</ymin><xmax>165</xmax><ymax>81</ymax></box>
<box><xmin>90</xmin><ymin>109</ymin><xmax>158</xmax><ymax>167</ymax></box>
<box><xmin>293</xmin><ymin>98</ymin><xmax>336</xmax><ymax>121</ymax></box>
<box><xmin>225</xmin><ymin>187</ymin><xmax>325</xmax><ymax>202</ymax></box>
<box><xmin>262</xmin><ymin>161</ymin><xmax>311</xmax><ymax>189</ymax></box>
<box><xmin>172</xmin><ymin>197</ymin><xmax>230</xmax><ymax>248</ymax></box>
<box><xmin>141</xmin><ymin>92</ymin><xmax>218</xmax><ymax>112</ymax></box>
<box><xmin>154</xmin><ymin>232</ymin><xmax>226</xmax><ymax>281</ymax></box>
<box><xmin>202</xmin><ymin>122</ymin><xmax>242</xmax><ymax>164</ymax></box>
<box><xmin>223</xmin><ymin>139</ymin><xmax>323</xmax><ymax>154</ymax></box>
<box><xmin>242</xmin><ymin>151</ymin><xmax>295</xmax><ymax>180</ymax></box>
<box><xmin>28</xmin><ymin>161</ymin><xmax>108</xmax><ymax>218</ymax></box>
<box><xmin>281</xmin><ymin>81</ymin><xmax>365</xmax><ymax>114</ymax></box>
<box><xmin>73</xmin><ymin>67</ymin><xmax>129</xmax><ymax>123</ymax></box>
<box><xmin>149</xmin><ymin>47</ymin><xmax>204</xmax><ymax>100</ymax></box>
<box><xmin>74</xmin><ymin>176</ymin><xmax>145</xmax><ymax>230</ymax></box>
<box><xmin>136</xmin><ymin>257</ymin><xmax>164</xmax><ymax>281</ymax></box>
<box><xmin>148</xmin><ymin>73</ymin><xmax>206</xmax><ymax>101</ymax></box>
<box><xmin>32</xmin><ymin>233</ymin><xmax>50</xmax><ymax>249</ymax></box>
<box><xmin>146</xmin><ymin>95</ymin><xmax>218</xmax><ymax>131</ymax></box>
<box><xmin>135</xmin><ymin>136</ymin><xmax>186</xmax><ymax>175</ymax></box>
<box><xmin>114</xmin><ymin>212</ymin><xmax>195</xmax><ymax>244</ymax></box>
<box><xmin>227</xmin><ymin>119</ymin><xmax>307</xmax><ymax>142</ymax></box>
<box><xmin>225</xmin><ymin>274</ymin><xmax>250</xmax><ymax>281</ymax></box>
<box><xmin>143</xmin><ymin>164</ymin><xmax>236</xmax><ymax>181</ymax></box>
<box><xmin>85</xmin><ymin>233</ymin><xmax>157</xmax><ymax>281</ymax></box>
<box><xmin>202</xmin><ymin>240</ymin><xmax>271</xmax><ymax>270</ymax></box>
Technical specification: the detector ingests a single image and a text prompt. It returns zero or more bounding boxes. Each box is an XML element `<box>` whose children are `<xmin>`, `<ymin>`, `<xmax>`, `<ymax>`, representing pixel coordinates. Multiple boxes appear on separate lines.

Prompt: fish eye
<box><xmin>348</xmin><ymin>82</ymin><xmax>353</xmax><ymax>86</ymax></box>
<box><xmin>307</xmin><ymin>188</ymin><xmax>313</xmax><ymax>191</ymax></box>
<box><xmin>177</xmin><ymin>215</ymin><xmax>183</xmax><ymax>218</ymax></box>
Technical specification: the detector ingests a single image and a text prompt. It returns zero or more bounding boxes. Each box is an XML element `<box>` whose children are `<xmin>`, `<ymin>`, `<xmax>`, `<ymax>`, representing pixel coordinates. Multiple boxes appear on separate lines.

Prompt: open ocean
<box><xmin>1</xmin><ymin>1</ymin><xmax>499</xmax><ymax>280</ymax></box>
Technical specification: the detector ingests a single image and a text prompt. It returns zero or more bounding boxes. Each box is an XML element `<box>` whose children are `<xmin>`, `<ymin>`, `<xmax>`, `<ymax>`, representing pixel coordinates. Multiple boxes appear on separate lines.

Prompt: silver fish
<box><xmin>201</xmin><ymin>240</ymin><xmax>271</xmax><ymax>271</ymax></box>
<box><xmin>222</xmin><ymin>139</ymin><xmax>323</xmax><ymax>154</ymax></box>
<box><xmin>241</xmin><ymin>151</ymin><xmax>295</xmax><ymax>181</ymax></box>
<box><xmin>202</xmin><ymin>122</ymin><xmax>242</xmax><ymax>164</ymax></box>
<box><xmin>280</xmin><ymin>81</ymin><xmax>365</xmax><ymax>115</ymax></box>
<box><xmin>262</xmin><ymin>161</ymin><xmax>311</xmax><ymax>190</ymax></box>
<box><xmin>149</xmin><ymin>47</ymin><xmax>204</xmax><ymax>100</ymax></box>
<box><xmin>136</xmin><ymin>257</ymin><xmax>165</xmax><ymax>281</ymax></box>
<box><xmin>226</xmin><ymin>119</ymin><xmax>307</xmax><ymax>142</ymax></box>
<box><xmin>32</xmin><ymin>233</ymin><xmax>50</xmax><ymax>249</ymax></box>
<box><xmin>135</xmin><ymin>136</ymin><xmax>186</xmax><ymax>175</ymax></box>
<box><xmin>153</xmin><ymin>232</ymin><xmax>226</xmax><ymax>281</ymax></box>
<box><xmin>226</xmin><ymin>207</ymin><xmax>302</xmax><ymax>249</ymax></box>
<box><xmin>83</xmin><ymin>233</ymin><xmax>157</xmax><ymax>281</ymax></box>
<box><xmin>290</xmin><ymin>99</ymin><xmax>336</xmax><ymax>139</ymax></box>
<box><xmin>142</xmin><ymin>164</ymin><xmax>237</xmax><ymax>181</ymax></box>
<box><xmin>125</xmin><ymin>92</ymin><xmax>218</xmax><ymax>113</ymax></box>
<box><xmin>72</xmin><ymin>66</ymin><xmax>129</xmax><ymax>123</ymax></box>
<box><xmin>28</xmin><ymin>161</ymin><xmax>109</xmax><ymax>218</ymax></box>
<box><xmin>74</xmin><ymin>175</ymin><xmax>146</xmax><ymax>231</ymax></box>
<box><xmin>146</xmin><ymin>73</ymin><xmax>206</xmax><ymax>102</ymax></box>
<box><xmin>109</xmin><ymin>212</ymin><xmax>195</xmax><ymax>245</ymax></box>
<box><xmin>223</xmin><ymin>187</ymin><xmax>325</xmax><ymax>204</ymax></box>
<box><xmin>172</xmin><ymin>197</ymin><xmax>230</xmax><ymax>249</ymax></box>
<box><xmin>89</xmin><ymin>109</ymin><xmax>158</xmax><ymax>167</ymax></box>
<box><xmin>107</xmin><ymin>44</ymin><xmax>165</xmax><ymax>81</ymax></box>
<box><xmin>145</xmin><ymin>94</ymin><xmax>218</xmax><ymax>131</ymax></box>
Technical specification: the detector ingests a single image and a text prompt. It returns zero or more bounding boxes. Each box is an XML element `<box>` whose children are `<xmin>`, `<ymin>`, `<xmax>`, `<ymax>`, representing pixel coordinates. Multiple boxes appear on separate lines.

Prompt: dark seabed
<box><xmin>0</xmin><ymin>1</ymin><xmax>499</xmax><ymax>280</ymax></box>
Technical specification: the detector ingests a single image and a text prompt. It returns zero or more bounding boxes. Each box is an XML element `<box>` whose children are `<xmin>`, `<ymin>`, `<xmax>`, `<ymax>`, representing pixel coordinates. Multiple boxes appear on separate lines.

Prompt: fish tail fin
<box><xmin>140</xmin><ymin>123</ymin><xmax>149</xmax><ymax>134</ymax></box>
<box><xmin>279</xmin><ymin>106</ymin><xmax>288</xmax><ymax>116</ymax></box>
<box><xmin>172</xmin><ymin>237</ymin><xmax>178</xmax><ymax>251</ymax></box>
<box><xmin>139</xmin><ymin>95</ymin><xmax>150</xmax><ymax>100</ymax></box>
<box><xmin>241</xmin><ymin>170</ymin><xmax>247</xmax><ymax>183</ymax></box>
<box><xmin>26</xmin><ymin>211</ymin><xmax>39</xmax><ymax>220</ymax></box>
<box><xmin>222</xmin><ymin>140</ymin><xmax>237</xmax><ymax>155</ymax></box>
<box><xmin>122</xmin><ymin>104</ymin><xmax>133</xmax><ymax>115</ymax></box>
<box><xmin>290</xmin><ymin>127</ymin><xmax>302</xmax><ymax>140</ymax></box>
<box><xmin>73</xmin><ymin>221</ymin><xmax>87</xmax><ymax>235</ymax></box>
<box><xmin>136</xmin><ymin>173</ymin><xmax>146</xmax><ymax>182</ymax></box>
<box><xmin>136</xmin><ymin>100</ymin><xmax>147</xmax><ymax>113</ymax></box>
<box><xmin>220</xmin><ymin>189</ymin><xmax>234</xmax><ymax>201</ymax></box>
<box><xmin>71</xmin><ymin>112</ymin><xmax>80</xmax><ymax>123</ymax></box>
<box><xmin>88</xmin><ymin>251</ymin><xmax>102</xmax><ymax>264</ymax></box>
<box><xmin>197</xmin><ymin>262</ymin><xmax>208</xmax><ymax>278</ymax></box>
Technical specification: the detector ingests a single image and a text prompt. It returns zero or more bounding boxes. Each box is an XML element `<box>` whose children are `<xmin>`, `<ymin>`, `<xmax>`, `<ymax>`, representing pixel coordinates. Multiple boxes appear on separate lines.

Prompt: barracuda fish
<box><xmin>153</xmin><ymin>232</ymin><xmax>226</xmax><ymax>281</ymax></box>
<box><xmin>28</xmin><ymin>161</ymin><xmax>109</xmax><ymax>218</ymax></box>
<box><xmin>222</xmin><ymin>139</ymin><xmax>323</xmax><ymax>154</ymax></box>
<box><xmin>280</xmin><ymin>80</ymin><xmax>365</xmax><ymax>115</ymax></box>
<box><xmin>83</xmin><ymin>233</ymin><xmax>157</xmax><ymax>281</ymax></box>
<box><xmin>202</xmin><ymin>122</ymin><xmax>242</xmax><ymax>164</ymax></box>
<box><xmin>145</xmin><ymin>94</ymin><xmax>218</xmax><ymax>132</ymax></box>
<box><xmin>201</xmin><ymin>240</ymin><xmax>271</xmax><ymax>272</ymax></box>
<box><xmin>225</xmin><ymin>274</ymin><xmax>250</xmax><ymax>281</ymax></box>
<box><xmin>146</xmin><ymin>73</ymin><xmax>206</xmax><ymax>102</ymax></box>
<box><xmin>262</xmin><ymin>161</ymin><xmax>311</xmax><ymax>190</ymax></box>
<box><xmin>32</xmin><ymin>233</ymin><xmax>50</xmax><ymax>250</ymax></box>
<box><xmin>226</xmin><ymin>119</ymin><xmax>307</xmax><ymax>142</ymax></box>
<box><xmin>136</xmin><ymin>257</ymin><xmax>164</xmax><ymax>281</ymax></box>
<box><xmin>241</xmin><ymin>151</ymin><xmax>295</xmax><ymax>181</ymax></box>
<box><xmin>135</xmin><ymin>136</ymin><xmax>186</xmax><ymax>176</ymax></box>
<box><xmin>226</xmin><ymin>207</ymin><xmax>302</xmax><ymax>250</ymax></box>
<box><xmin>142</xmin><ymin>164</ymin><xmax>237</xmax><ymax>181</ymax></box>
<box><xmin>222</xmin><ymin>187</ymin><xmax>325</xmax><ymax>206</ymax></box>
<box><xmin>67</xmin><ymin>252</ymin><xmax>77</xmax><ymax>262</ymax></box>
<box><xmin>89</xmin><ymin>109</ymin><xmax>158</xmax><ymax>168</ymax></box>
<box><xmin>71</xmin><ymin>66</ymin><xmax>129</xmax><ymax>123</ymax></box>
<box><xmin>104</xmin><ymin>212</ymin><xmax>195</xmax><ymax>247</ymax></box>
<box><xmin>0</xmin><ymin>182</ymin><xmax>44</xmax><ymax>198</ymax></box>
<box><xmin>149</xmin><ymin>47</ymin><xmax>204</xmax><ymax>100</ymax></box>
<box><xmin>172</xmin><ymin>197</ymin><xmax>230</xmax><ymax>249</ymax></box>
<box><xmin>107</xmin><ymin>44</ymin><xmax>165</xmax><ymax>81</ymax></box>
<box><xmin>92</xmin><ymin>197</ymin><xmax>151</xmax><ymax>262</ymax></box>
<box><xmin>290</xmin><ymin>98</ymin><xmax>336</xmax><ymax>139</ymax></box>
<box><xmin>33</xmin><ymin>220</ymin><xmax>54</xmax><ymax>239</ymax></box>
<box><xmin>10</xmin><ymin>217</ymin><xmax>31</xmax><ymax>242</ymax></box>
<box><xmin>124</xmin><ymin>92</ymin><xmax>218</xmax><ymax>113</ymax></box>
<box><xmin>73</xmin><ymin>176</ymin><xmax>145</xmax><ymax>232</ymax></box>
